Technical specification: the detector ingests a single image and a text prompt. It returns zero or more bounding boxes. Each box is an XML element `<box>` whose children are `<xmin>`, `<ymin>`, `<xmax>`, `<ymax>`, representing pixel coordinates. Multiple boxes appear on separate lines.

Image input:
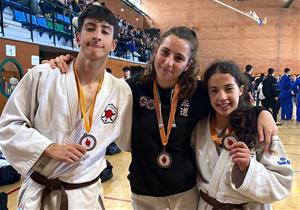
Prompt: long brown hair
<box><xmin>139</xmin><ymin>26</ymin><xmax>199</xmax><ymax>99</ymax></box>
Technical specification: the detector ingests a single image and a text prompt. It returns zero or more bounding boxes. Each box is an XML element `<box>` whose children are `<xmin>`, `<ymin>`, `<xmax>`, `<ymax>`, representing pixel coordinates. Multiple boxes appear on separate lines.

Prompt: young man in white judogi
<box><xmin>0</xmin><ymin>5</ymin><xmax>132</xmax><ymax>210</ymax></box>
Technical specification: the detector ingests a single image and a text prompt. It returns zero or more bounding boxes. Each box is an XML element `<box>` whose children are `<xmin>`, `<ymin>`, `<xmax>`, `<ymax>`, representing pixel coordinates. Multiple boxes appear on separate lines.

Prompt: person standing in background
<box><xmin>122</xmin><ymin>66</ymin><xmax>131</xmax><ymax>80</ymax></box>
<box><xmin>243</xmin><ymin>64</ymin><xmax>255</xmax><ymax>104</ymax></box>
<box><xmin>279</xmin><ymin>68</ymin><xmax>293</xmax><ymax>120</ymax></box>
<box><xmin>262</xmin><ymin>68</ymin><xmax>280</xmax><ymax>124</ymax></box>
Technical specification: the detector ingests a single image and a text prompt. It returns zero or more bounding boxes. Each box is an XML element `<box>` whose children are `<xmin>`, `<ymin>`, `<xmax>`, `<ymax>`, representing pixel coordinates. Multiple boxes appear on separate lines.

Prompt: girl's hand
<box><xmin>230</xmin><ymin>142</ymin><xmax>251</xmax><ymax>172</ymax></box>
<box><xmin>41</xmin><ymin>54</ymin><xmax>75</xmax><ymax>73</ymax></box>
<box><xmin>257</xmin><ymin>110</ymin><xmax>278</xmax><ymax>152</ymax></box>
<box><xmin>43</xmin><ymin>143</ymin><xmax>86</xmax><ymax>163</ymax></box>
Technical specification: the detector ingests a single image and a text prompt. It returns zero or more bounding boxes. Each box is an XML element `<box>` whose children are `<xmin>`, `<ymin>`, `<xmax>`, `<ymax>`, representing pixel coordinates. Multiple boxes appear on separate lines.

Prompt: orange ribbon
<box><xmin>210</xmin><ymin>116</ymin><xmax>233</xmax><ymax>145</ymax></box>
<box><xmin>153</xmin><ymin>80</ymin><xmax>180</xmax><ymax>147</ymax></box>
<box><xmin>74</xmin><ymin>63</ymin><xmax>103</xmax><ymax>133</ymax></box>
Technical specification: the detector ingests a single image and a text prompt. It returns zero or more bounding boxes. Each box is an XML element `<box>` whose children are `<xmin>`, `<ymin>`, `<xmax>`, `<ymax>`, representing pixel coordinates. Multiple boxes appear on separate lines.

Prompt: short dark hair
<box><xmin>268</xmin><ymin>68</ymin><xmax>275</xmax><ymax>75</ymax></box>
<box><xmin>106</xmin><ymin>68</ymin><xmax>112</xmax><ymax>74</ymax></box>
<box><xmin>284</xmin><ymin>68</ymin><xmax>290</xmax><ymax>73</ymax></box>
<box><xmin>245</xmin><ymin>64</ymin><xmax>253</xmax><ymax>72</ymax></box>
<box><xmin>78</xmin><ymin>5</ymin><xmax>119</xmax><ymax>39</ymax></box>
<box><xmin>122</xmin><ymin>66</ymin><xmax>130</xmax><ymax>72</ymax></box>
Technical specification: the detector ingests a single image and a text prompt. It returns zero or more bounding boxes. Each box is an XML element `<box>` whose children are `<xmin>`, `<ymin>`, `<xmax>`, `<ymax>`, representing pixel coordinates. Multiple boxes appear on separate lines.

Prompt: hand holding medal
<box><xmin>210</xmin><ymin>116</ymin><xmax>250</xmax><ymax>171</ymax></box>
<box><xmin>210</xmin><ymin>116</ymin><xmax>237</xmax><ymax>150</ymax></box>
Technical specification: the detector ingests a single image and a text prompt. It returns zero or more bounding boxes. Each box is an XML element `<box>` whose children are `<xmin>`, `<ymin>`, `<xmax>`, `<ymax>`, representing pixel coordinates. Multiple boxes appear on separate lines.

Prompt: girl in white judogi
<box><xmin>192</xmin><ymin>61</ymin><xmax>294</xmax><ymax>210</ymax></box>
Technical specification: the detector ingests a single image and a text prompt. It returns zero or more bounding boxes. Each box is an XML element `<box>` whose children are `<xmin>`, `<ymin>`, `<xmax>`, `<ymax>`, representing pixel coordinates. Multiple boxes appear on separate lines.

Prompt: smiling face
<box><xmin>76</xmin><ymin>18</ymin><xmax>116</xmax><ymax>61</ymax></box>
<box><xmin>208</xmin><ymin>73</ymin><xmax>244</xmax><ymax>118</ymax></box>
<box><xmin>154</xmin><ymin>35</ymin><xmax>191</xmax><ymax>88</ymax></box>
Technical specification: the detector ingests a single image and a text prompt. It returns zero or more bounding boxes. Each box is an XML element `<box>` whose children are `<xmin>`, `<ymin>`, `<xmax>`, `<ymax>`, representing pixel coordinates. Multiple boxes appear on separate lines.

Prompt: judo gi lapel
<box><xmin>206</xmin><ymin>116</ymin><xmax>231</xmax><ymax>196</ymax></box>
<box><xmin>90</xmin><ymin>72</ymin><xmax>114</xmax><ymax>131</ymax></box>
<box><xmin>64</xmin><ymin>62</ymin><xmax>84</xmax><ymax>144</ymax></box>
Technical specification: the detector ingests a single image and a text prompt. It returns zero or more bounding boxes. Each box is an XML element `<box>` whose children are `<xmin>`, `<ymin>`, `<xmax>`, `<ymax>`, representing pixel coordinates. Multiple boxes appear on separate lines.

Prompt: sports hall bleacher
<box><xmin>0</xmin><ymin>0</ymin><xmax>299</xmax><ymax>209</ymax></box>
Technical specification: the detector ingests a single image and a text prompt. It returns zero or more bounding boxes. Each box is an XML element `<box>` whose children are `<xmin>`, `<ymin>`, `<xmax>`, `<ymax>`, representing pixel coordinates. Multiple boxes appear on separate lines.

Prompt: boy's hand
<box><xmin>43</xmin><ymin>143</ymin><xmax>86</xmax><ymax>163</ymax></box>
<box><xmin>229</xmin><ymin>142</ymin><xmax>250</xmax><ymax>172</ymax></box>
<box><xmin>41</xmin><ymin>54</ymin><xmax>75</xmax><ymax>73</ymax></box>
<box><xmin>257</xmin><ymin>110</ymin><xmax>278</xmax><ymax>152</ymax></box>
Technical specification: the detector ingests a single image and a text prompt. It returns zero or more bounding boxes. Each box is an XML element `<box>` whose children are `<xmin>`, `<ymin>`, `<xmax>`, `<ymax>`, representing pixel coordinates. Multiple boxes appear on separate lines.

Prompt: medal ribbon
<box><xmin>153</xmin><ymin>80</ymin><xmax>180</xmax><ymax>147</ymax></box>
<box><xmin>74</xmin><ymin>64</ymin><xmax>103</xmax><ymax>133</ymax></box>
<box><xmin>210</xmin><ymin>116</ymin><xmax>233</xmax><ymax>145</ymax></box>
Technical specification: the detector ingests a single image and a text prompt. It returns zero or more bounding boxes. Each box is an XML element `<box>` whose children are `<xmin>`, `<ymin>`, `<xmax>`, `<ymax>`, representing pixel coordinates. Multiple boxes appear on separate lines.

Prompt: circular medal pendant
<box><xmin>157</xmin><ymin>151</ymin><xmax>172</xmax><ymax>168</ymax></box>
<box><xmin>222</xmin><ymin>135</ymin><xmax>238</xmax><ymax>150</ymax></box>
<box><xmin>79</xmin><ymin>133</ymin><xmax>97</xmax><ymax>151</ymax></box>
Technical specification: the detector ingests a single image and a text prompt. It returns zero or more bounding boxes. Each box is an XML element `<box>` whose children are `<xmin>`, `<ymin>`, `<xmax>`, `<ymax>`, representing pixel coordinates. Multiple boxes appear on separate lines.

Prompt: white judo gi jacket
<box><xmin>0</xmin><ymin>62</ymin><xmax>133</xmax><ymax>209</ymax></box>
<box><xmin>191</xmin><ymin>116</ymin><xmax>294</xmax><ymax>210</ymax></box>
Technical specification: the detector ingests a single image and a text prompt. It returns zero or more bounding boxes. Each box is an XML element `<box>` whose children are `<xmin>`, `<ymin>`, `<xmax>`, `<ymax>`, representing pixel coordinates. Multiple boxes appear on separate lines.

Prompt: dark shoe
<box><xmin>100</xmin><ymin>160</ymin><xmax>113</xmax><ymax>182</ymax></box>
<box><xmin>276</xmin><ymin>122</ymin><xmax>282</xmax><ymax>126</ymax></box>
<box><xmin>106</xmin><ymin>142</ymin><xmax>121</xmax><ymax>155</ymax></box>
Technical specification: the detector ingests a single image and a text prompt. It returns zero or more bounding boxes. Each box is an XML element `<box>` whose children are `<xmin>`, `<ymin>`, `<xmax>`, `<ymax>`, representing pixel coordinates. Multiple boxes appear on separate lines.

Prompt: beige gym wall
<box><xmin>145</xmin><ymin>0</ymin><xmax>300</xmax><ymax>76</ymax></box>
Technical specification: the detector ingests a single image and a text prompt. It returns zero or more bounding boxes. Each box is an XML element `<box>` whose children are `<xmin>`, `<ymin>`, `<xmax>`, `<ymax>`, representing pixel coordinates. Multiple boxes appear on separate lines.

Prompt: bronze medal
<box><xmin>79</xmin><ymin>133</ymin><xmax>97</xmax><ymax>151</ymax></box>
<box><xmin>157</xmin><ymin>151</ymin><xmax>172</xmax><ymax>168</ymax></box>
<box><xmin>222</xmin><ymin>134</ymin><xmax>238</xmax><ymax>150</ymax></box>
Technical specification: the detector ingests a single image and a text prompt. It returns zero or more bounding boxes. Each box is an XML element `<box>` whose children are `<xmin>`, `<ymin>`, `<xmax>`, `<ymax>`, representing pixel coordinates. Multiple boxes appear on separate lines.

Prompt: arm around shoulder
<box><xmin>115</xmin><ymin>80</ymin><xmax>133</xmax><ymax>152</ymax></box>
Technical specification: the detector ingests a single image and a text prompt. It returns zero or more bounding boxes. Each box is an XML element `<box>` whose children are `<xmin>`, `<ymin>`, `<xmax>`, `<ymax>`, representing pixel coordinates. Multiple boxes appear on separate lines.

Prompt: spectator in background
<box><xmin>292</xmin><ymin>75</ymin><xmax>300</xmax><ymax>122</ymax></box>
<box><xmin>122</xmin><ymin>66</ymin><xmax>131</xmax><ymax>80</ymax></box>
<box><xmin>106</xmin><ymin>68</ymin><xmax>112</xmax><ymax>74</ymax></box>
<box><xmin>243</xmin><ymin>64</ymin><xmax>255</xmax><ymax>103</ymax></box>
<box><xmin>69</xmin><ymin>0</ymin><xmax>81</xmax><ymax>13</ymax></box>
<box><xmin>279</xmin><ymin>68</ymin><xmax>293</xmax><ymax>120</ymax></box>
<box><xmin>261</xmin><ymin>68</ymin><xmax>280</xmax><ymax>124</ymax></box>
<box><xmin>16</xmin><ymin>0</ymin><xmax>41</xmax><ymax>15</ymax></box>
<box><xmin>254</xmin><ymin>73</ymin><xmax>265</xmax><ymax>106</ymax></box>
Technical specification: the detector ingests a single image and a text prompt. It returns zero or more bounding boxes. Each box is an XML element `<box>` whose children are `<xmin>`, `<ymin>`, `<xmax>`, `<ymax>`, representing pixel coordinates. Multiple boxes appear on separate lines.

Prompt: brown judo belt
<box><xmin>30</xmin><ymin>171</ymin><xmax>101</xmax><ymax>210</ymax></box>
<box><xmin>200</xmin><ymin>190</ymin><xmax>246</xmax><ymax>210</ymax></box>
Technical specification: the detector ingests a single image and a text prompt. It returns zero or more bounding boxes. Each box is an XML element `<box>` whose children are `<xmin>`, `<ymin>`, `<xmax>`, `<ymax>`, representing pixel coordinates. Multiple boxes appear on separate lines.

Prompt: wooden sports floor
<box><xmin>1</xmin><ymin>120</ymin><xmax>299</xmax><ymax>210</ymax></box>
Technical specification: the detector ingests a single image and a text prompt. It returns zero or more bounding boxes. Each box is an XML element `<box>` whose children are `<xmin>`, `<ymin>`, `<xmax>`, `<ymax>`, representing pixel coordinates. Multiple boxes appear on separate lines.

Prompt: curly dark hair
<box><xmin>139</xmin><ymin>26</ymin><xmax>199</xmax><ymax>99</ymax></box>
<box><xmin>229</xmin><ymin>104</ymin><xmax>257</xmax><ymax>148</ymax></box>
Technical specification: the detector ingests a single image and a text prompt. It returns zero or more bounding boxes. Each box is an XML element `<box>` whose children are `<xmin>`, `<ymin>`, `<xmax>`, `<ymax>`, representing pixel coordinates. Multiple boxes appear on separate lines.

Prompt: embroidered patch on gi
<box><xmin>101</xmin><ymin>104</ymin><xmax>118</xmax><ymax>124</ymax></box>
<box><xmin>139</xmin><ymin>96</ymin><xmax>155</xmax><ymax>110</ymax></box>
<box><xmin>277</xmin><ymin>157</ymin><xmax>291</xmax><ymax>165</ymax></box>
<box><xmin>179</xmin><ymin>99</ymin><xmax>190</xmax><ymax>117</ymax></box>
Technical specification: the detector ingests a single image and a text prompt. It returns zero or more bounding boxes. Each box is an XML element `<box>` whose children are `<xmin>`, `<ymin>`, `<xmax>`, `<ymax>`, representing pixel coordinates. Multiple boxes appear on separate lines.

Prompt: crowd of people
<box><xmin>0</xmin><ymin>4</ymin><xmax>295</xmax><ymax>210</ymax></box>
<box><xmin>245</xmin><ymin>64</ymin><xmax>300</xmax><ymax>123</ymax></box>
<box><xmin>13</xmin><ymin>0</ymin><xmax>156</xmax><ymax>63</ymax></box>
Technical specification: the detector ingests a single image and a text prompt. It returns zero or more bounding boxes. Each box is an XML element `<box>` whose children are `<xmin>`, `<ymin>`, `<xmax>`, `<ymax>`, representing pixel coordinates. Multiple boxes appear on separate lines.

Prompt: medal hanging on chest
<box><xmin>79</xmin><ymin>133</ymin><xmax>97</xmax><ymax>151</ymax></box>
<box><xmin>210</xmin><ymin>116</ymin><xmax>237</xmax><ymax>150</ymax></box>
<box><xmin>74</xmin><ymin>63</ymin><xmax>103</xmax><ymax>151</ymax></box>
<box><xmin>153</xmin><ymin>80</ymin><xmax>180</xmax><ymax>168</ymax></box>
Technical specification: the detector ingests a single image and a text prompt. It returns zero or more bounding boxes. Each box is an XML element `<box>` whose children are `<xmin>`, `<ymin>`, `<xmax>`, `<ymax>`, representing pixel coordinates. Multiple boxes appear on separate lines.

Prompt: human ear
<box><xmin>184</xmin><ymin>59</ymin><xmax>193</xmax><ymax>72</ymax></box>
<box><xmin>239</xmin><ymin>85</ymin><xmax>244</xmax><ymax>96</ymax></box>
<box><xmin>110</xmin><ymin>39</ymin><xmax>117</xmax><ymax>52</ymax></box>
<box><xmin>75</xmin><ymin>32</ymin><xmax>81</xmax><ymax>46</ymax></box>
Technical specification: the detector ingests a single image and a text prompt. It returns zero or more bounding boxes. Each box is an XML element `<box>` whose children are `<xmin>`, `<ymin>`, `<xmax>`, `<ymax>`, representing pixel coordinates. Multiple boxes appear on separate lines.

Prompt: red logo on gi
<box><xmin>101</xmin><ymin>104</ymin><xmax>118</xmax><ymax>124</ymax></box>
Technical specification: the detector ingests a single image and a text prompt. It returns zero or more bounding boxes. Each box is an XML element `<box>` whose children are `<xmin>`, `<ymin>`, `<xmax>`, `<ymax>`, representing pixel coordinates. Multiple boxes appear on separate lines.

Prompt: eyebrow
<box><xmin>161</xmin><ymin>47</ymin><xmax>186</xmax><ymax>58</ymax></box>
<box><xmin>84</xmin><ymin>21</ymin><xmax>113</xmax><ymax>31</ymax></box>
<box><xmin>208</xmin><ymin>83</ymin><xmax>235</xmax><ymax>89</ymax></box>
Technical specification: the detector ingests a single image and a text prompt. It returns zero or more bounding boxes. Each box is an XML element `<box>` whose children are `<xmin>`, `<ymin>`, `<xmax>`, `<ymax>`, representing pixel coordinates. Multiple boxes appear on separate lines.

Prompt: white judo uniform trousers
<box><xmin>0</xmin><ymin>63</ymin><xmax>133</xmax><ymax>210</ymax></box>
<box><xmin>191</xmin><ymin>116</ymin><xmax>294</xmax><ymax>210</ymax></box>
